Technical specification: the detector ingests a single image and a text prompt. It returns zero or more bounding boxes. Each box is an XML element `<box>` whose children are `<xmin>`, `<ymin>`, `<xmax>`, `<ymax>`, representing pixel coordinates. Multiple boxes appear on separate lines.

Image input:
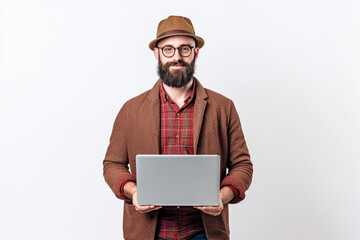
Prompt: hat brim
<box><xmin>149</xmin><ymin>33</ymin><xmax>205</xmax><ymax>50</ymax></box>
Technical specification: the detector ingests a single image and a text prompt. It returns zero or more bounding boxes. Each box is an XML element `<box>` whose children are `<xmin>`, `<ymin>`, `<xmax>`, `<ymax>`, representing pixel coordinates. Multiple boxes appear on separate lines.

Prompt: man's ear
<box><xmin>154</xmin><ymin>48</ymin><xmax>159</xmax><ymax>61</ymax></box>
<box><xmin>194</xmin><ymin>47</ymin><xmax>200</xmax><ymax>60</ymax></box>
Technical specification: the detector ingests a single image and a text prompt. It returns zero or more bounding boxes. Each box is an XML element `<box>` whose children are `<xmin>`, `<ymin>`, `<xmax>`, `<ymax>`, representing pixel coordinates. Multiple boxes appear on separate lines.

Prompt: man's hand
<box><xmin>194</xmin><ymin>198</ymin><xmax>224</xmax><ymax>216</ymax></box>
<box><xmin>132</xmin><ymin>191</ymin><xmax>162</xmax><ymax>213</ymax></box>
<box><xmin>123</xmin><ymin>181</ymin><xmax>162</xmax><ymax>213</ymax></box>
<box><xmin>194</xmin><ymin>186</ymin><xmax>235</xmax><ymax>216</ymax></box>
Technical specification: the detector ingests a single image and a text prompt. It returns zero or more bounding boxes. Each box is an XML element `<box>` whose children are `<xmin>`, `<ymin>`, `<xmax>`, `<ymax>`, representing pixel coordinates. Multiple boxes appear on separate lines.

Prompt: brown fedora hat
<box><xmin>149</xmin><ymin>15</ymin><xmax>205</xmax><ymax>50</ymax></box>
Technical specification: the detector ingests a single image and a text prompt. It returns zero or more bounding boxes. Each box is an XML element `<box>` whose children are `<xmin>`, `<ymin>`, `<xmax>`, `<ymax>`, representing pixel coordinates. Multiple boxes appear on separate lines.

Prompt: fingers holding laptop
<box><xmin>194</xmin><ymin>187</ymin><xmax>235</xmax><ymax>216</ymax></box>
<box><xmin>124</xmin><ymin>181</ymin><xmax>162</xmax><ymax>213</ymax></box>
<box><xmin>132</xmin><ymin>191</ymin><xmax>162</xmax><ymax>213</ymax></box>
<box><xmin>194</xmin><ymin>198</ymin><xmax>224</xmax><ymax>216</ymax></box>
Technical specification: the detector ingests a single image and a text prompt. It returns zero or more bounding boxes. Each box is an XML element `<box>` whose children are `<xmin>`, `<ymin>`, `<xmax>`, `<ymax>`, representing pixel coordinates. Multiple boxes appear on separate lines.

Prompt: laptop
<box><xmin>136</xmin><ymin>154</ymin><xmax>220</xmax><ymax>206</ymax></box>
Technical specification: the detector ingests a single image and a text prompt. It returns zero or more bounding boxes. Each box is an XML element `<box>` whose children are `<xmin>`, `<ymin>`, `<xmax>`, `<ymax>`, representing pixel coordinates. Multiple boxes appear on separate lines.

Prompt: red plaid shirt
<box><xmin>156</xmin><ymin>81</ymin><xmax>205</xmax><ymax>240</ymax></box>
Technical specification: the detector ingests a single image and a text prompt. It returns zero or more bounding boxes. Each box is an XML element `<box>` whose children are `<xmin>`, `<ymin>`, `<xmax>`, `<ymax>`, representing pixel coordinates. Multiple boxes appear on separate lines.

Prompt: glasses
<box><xmin>157</xmin><ymin>45</ymin><xmax>195</xmax><ymax>58</ymax></box>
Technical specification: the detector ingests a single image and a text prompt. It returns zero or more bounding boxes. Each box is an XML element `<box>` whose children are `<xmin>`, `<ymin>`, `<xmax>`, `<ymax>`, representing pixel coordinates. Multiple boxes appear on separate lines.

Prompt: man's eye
<box><xmin>164</xmin><ymin>47</ymin><xmax>173</xmax><ymax>52</ymax></box>
<box><xmin>181</xmin><ymin>47</ymin><xmax>190</xmax><ymax>51</ymax></box>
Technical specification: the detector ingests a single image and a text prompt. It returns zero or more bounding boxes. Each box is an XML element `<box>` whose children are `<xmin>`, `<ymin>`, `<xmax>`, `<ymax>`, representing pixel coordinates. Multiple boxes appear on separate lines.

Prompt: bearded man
<box><xmin>103</xmin><ymin>15</ymin><xmax>253</xmax><ymax>240</ymax></box>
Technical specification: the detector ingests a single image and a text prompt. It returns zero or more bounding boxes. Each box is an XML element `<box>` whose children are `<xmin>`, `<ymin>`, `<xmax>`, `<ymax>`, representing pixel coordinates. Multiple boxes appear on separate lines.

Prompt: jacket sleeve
<box><xmin>103</xmin><ymin>103</ymin><xmax>136</xmax><ymax>200</ymax></box>
<box><xmin>220</xmin><ymin>100</ymin><xmax>253</xmax><ymax>203</ymax></box>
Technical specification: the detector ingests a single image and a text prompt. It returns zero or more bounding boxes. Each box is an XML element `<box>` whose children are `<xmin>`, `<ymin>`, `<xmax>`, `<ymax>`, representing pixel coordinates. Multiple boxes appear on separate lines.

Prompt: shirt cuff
<box><xmin>120</xmin><ymin>180</ymin><xmax>136</xmax><ymax>203</ymax></box>
<box><xmin>222</xmin><ymin>185</ymin><xmax>240</xmax><ymax>204</ymax></box>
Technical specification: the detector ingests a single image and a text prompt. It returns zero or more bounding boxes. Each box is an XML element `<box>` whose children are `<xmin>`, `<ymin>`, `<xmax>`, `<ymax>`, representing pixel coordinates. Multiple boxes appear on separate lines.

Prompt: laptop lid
<box><xmin>136</xmin><ymin>154</ymin><xmax>220</xmax><ymax>206</ymax></box>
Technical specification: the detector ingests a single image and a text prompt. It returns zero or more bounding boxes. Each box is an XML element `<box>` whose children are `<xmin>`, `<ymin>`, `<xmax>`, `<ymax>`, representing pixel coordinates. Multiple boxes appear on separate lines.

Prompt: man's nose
<box><xmin>172</xmin><ymin>48</ymin><xmax>183</xmax><ymax>61</ymax></box>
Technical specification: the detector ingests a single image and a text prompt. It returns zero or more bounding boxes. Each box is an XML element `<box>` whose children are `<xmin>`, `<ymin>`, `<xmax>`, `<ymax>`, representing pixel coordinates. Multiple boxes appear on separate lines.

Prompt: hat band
<box><xmin>158</xmin><ymin>29</ymin><xmax>194</xmax><ymax>38</ymax></box>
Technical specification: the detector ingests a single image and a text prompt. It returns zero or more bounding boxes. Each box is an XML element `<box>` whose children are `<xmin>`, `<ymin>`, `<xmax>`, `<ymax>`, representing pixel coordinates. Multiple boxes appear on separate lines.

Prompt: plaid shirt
<box><xmin>156</xmin><ymin>81</ymin><xmax>205</xmax><ymax>240</ymax></box>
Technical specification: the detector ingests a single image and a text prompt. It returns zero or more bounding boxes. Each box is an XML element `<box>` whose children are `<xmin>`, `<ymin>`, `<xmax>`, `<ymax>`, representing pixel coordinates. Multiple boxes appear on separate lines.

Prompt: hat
<box><xmin>149</xmin><ymin>15</ymin><xmax>205</xmax><ymax>50</ymax></box>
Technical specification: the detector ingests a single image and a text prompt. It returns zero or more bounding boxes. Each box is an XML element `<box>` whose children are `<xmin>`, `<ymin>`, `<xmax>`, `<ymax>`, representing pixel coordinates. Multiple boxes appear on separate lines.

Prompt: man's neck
<box><xmin>162</xmin><ymin>78</ymin><xmax>194</xmax><ymax>108</ymax></box>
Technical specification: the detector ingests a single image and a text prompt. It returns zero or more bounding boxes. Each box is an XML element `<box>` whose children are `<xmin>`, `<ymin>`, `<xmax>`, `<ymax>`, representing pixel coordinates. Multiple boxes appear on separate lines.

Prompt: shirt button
<box><xmin>176</xmin><ymin>113</ymin><xmax>180</xmax><ymax>116</ymax></box>
<box><xmin>176</xmin><ymin>134</ymin><xmax>179</xmax><ymax>138</ymax></box>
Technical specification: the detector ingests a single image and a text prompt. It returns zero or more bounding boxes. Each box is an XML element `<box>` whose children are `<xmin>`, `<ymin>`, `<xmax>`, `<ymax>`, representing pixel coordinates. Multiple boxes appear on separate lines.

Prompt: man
<box><xmin>103</xmin><ymin>15</ymin><xmax>253</xmax><ymax>240</ymax></box>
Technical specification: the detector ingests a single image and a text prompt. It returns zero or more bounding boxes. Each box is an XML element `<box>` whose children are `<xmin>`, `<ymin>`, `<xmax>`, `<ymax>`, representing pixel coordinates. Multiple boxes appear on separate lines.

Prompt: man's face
<box><xmin>154</xmin><ymin>36</ymin><xmax>199</xmax><ymax>88</ymax></box>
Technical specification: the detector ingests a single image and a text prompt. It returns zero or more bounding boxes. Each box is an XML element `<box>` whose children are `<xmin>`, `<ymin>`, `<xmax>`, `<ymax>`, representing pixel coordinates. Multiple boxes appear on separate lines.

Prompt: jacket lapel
<box><xmin>149</xmin><ymin>101</ymin><xmax>160</xmax><ymax>154</ymax></box>
<box><xmin>147</xmin><ymin>80</ymin><xmax>162</xmax><ymax>154</ymax></box>
<box><xmin>193</xmin><ymin>78</ymin><xmax>208</xmax><ymax>154</ymax></box>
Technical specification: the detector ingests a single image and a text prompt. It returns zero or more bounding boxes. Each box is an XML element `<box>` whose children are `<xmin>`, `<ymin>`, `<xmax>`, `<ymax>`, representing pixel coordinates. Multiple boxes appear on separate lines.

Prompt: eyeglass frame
<box><xmin>157</xmin><ymin>45</ymin><xmax>195</xmax><ymax>58</ymax></box>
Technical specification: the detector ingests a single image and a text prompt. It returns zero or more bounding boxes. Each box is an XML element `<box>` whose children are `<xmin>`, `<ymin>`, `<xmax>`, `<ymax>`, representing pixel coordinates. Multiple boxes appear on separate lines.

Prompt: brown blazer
<box><xmin>103</xmin><ymin>78</ymin><xmax>253</xmax><ymax>240</ymax></box>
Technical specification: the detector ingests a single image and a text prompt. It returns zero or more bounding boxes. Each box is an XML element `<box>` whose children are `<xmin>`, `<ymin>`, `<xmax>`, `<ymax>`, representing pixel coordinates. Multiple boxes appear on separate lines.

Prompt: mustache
<box><xmin>165</xmin><ymin>60</ymin><xmax>188</xmax><ymax>67</ymax></box>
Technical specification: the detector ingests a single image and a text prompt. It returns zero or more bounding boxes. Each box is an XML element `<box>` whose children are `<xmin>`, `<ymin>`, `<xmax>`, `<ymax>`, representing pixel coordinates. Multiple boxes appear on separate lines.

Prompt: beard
<box><xmin>157</xmin><ymin>58</ymin><xmax>196</xmax><ymax>88</ymax></box>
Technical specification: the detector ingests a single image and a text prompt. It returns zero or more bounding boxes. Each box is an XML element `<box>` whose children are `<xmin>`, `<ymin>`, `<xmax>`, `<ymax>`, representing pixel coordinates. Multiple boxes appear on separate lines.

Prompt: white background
<box><xmin>1</xmin><ymin>0</ymin><xmax>359</xmax><ymax>239</ymax></box>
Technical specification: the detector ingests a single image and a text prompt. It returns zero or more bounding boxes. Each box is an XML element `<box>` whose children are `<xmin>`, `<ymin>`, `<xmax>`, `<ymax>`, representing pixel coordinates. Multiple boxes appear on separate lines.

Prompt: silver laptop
<box><xmin>136</xmin><ymin>154</ymin><xmax>220</xmax><ymax>206</ymax></box>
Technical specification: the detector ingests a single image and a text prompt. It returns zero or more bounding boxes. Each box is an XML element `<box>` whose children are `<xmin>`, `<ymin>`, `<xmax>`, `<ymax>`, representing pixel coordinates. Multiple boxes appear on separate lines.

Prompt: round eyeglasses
<box><xmin>157</xmin><ymin>45</ymin><xmax>195</xmax><ymax>58</ymax></box>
